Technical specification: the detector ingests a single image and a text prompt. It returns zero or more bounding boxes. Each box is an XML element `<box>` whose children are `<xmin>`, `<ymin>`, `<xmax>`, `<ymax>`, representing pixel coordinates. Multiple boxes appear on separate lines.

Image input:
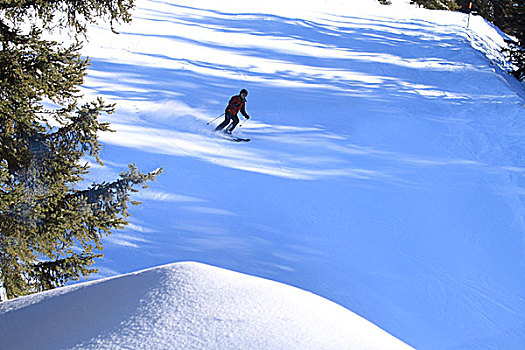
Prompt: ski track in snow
<box><xmin>48</xmin><ymin>0</ymin><xmax>525</xmax><ymax>348</ymax></box>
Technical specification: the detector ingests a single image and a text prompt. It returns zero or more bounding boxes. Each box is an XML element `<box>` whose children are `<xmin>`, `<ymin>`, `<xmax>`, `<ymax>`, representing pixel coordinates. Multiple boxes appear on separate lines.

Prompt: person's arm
<box><xmin>225</xmin><ymin>96</ymin><xmax>236</xmax><ymax>113</ymax></box>
<box><xmin>240</xmin><ymin>102</ymin><xmax>250</xmax><ymax>118</ymax></box>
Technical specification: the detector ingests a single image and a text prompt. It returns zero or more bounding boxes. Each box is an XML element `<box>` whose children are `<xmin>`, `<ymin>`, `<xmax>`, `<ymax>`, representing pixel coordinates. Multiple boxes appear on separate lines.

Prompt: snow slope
<box><xmin>7</xmin><ymin>0</ymin><xmax>525</xmax><ymax>349</ymax></box>
<box><xmin>0</xmin><ymin>262</ymin><xmax>413</xmax><ymax>349</ymax></box>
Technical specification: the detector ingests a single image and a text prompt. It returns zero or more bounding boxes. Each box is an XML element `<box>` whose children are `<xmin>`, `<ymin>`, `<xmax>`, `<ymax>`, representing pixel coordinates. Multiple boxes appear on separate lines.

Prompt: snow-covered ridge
<box><xmin>0</xmin><ymin>262</ymin><xmax>413</xmax><ymax>349</ymax></box>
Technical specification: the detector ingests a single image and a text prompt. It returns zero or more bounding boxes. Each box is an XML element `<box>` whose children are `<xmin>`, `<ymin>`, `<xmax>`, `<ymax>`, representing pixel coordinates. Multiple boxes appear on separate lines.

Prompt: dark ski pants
<box><xmin>215</xmin><ymin>112</ymin><xmax>239</xmax><ymax>133</ymax></box>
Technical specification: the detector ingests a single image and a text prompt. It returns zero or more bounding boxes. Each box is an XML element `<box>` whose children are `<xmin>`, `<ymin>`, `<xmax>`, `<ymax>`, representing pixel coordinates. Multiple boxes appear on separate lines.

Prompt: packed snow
<box><xmin>3</xmin><ymin>0</ymin><xmax>525</xmax><ymax>348</ymax></box>
<box><xmin>0</xmin><ymin>262</ymin><xmax>413</xmax><ymax>349</ymax></box>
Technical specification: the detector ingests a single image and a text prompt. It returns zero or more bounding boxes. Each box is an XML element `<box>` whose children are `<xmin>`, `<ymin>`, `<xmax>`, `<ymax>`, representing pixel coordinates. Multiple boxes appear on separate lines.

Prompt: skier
<box><xmin>215</xmin><ymin>89</ymin><xmax>251</xmax><ymax>134</ymax></box>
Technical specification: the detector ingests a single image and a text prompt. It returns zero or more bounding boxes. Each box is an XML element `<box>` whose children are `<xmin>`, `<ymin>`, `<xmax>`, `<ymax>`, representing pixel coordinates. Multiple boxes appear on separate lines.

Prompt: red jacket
<box><xmin>225</xmin><ymin>95</ymin><xmax>249</xmax><ymax>117</ymax></box>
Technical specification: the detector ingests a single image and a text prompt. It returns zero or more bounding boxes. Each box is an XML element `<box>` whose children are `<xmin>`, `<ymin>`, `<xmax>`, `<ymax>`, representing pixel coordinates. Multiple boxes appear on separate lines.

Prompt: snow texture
<box><xmin>3</xmin><ymin>0</ymin><xmax>525</xmax><ymax>348</ymax></box>
<box><xmin>0</xmin><ymin>262</ymin><xmax>412</xmax><ymax>350</ymax></box>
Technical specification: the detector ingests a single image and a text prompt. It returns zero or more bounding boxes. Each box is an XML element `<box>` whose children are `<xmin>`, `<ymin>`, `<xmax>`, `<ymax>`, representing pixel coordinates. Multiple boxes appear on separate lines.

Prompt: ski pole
<box><xmin>239</xmin><ymin>118</ymin><xmax>250</xmax><ymax>128</ymax></box>
<box><xmin>206</xmin><ymin>113</ymin><xmax>225</xmax><ymax>125</ymax></box>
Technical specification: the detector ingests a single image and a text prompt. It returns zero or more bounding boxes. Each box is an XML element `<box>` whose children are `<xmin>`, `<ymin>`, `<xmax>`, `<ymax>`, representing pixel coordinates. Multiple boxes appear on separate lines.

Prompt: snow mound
<box><xmin>0</xmin><ymin>262</ymin><xmax>413</xmax><ymax>349</ymax></box>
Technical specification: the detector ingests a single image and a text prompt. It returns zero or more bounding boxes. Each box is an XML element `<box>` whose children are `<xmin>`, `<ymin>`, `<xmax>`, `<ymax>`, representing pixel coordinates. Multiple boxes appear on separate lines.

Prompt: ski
<box><xmin>216</xmin><ymin>133</ymin><xmax>250</xmax><ymax>142</ymax></box>
<box><xmin>214</xmin><ymin>130</ymin><xmax>250</xmax><ymax>142</ymax></box>
<box><xmin>223</xmin><ymin>136</ymin><xmax>250</xmax><ymax>142</ymax></box>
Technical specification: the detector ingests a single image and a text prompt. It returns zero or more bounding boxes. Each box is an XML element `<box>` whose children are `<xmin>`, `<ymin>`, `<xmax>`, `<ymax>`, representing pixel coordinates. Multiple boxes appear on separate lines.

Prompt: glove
<box><xmin>245</xmin><ymin>115</ymin><xmax>251</xmax><ymax>119</ymax></box>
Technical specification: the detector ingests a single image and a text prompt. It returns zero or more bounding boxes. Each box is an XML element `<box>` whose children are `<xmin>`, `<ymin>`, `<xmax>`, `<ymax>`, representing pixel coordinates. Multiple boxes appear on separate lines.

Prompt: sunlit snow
<box><xmin>2</xmin><ymin>0</ymin><xmax>525</xmax><ymax>348</ymax></box>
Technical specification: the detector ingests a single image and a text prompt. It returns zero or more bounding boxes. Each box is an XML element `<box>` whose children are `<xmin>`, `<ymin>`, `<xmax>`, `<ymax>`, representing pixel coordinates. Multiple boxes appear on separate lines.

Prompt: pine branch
<box><xmin>0</xmin><ymin>0</ymin><xmax>163</xmax><ymax>299</ymax></box>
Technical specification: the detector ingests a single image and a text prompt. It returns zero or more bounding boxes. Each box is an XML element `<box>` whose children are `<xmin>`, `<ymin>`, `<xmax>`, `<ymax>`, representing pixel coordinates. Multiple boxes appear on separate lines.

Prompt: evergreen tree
<box><xmin>410</xmin><ymin>0</ymin><xmax>460</xmax><ymax>10</ymax></box>
<box><xmin>0</xmin><ymin>0</ymin><xmax>162</xmax><ymax>299</ymax></box>
<box><xmin>496</xmin><ymin>1</ymin><xmax>525</xmax><ymax>80</ymax></box>
<box><xmin>456</xmin><ymin>0</ymin><xmax>523</xmax><ymax>41</ymax></box>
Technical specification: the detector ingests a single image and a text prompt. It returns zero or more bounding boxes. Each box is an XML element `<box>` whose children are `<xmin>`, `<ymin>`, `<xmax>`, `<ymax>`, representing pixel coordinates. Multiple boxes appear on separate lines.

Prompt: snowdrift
<box><xmin>0</xmin><ymin>262</ymin><xmax>413</xmax><ymax>349</ymax></box>
<box><xmin>4</xmin><ymin>0</ymin><xmax>525</xmax><ymax>348</ymax></box>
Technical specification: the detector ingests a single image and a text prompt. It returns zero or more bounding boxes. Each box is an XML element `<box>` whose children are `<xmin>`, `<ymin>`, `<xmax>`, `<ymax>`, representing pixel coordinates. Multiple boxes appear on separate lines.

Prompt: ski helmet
<box><xmin>240</xmin><ymin>89</ymin><xmax>248</xmax><ymax>96</ymax></box>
